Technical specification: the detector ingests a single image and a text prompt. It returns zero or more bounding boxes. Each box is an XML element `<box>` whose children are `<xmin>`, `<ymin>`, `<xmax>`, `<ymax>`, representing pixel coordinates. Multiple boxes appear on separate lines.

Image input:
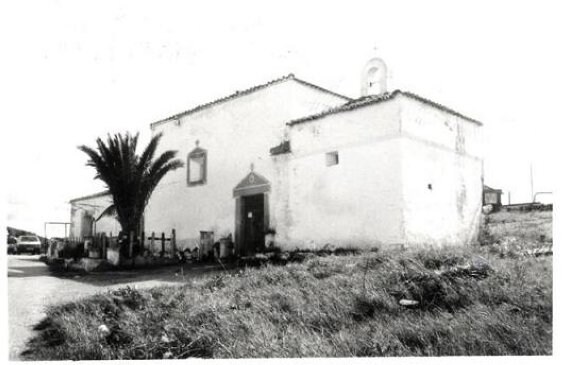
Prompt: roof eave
<box><xmin>400</xmin><ymin>91</ymin><xmax>483</xmax><ymax>126</ymax></box>
<box><xmin>287</xmin><ymin>90</ymin><xmax>483</xmax><ymax>127</ymax></box>
<box><xmin>150</xmin><ymin>75</ymin><xmax>351</xmax><ymax>129</ymax></box>
<box><xmin>69</xmin><ymin>190</ymin><xmax>111</xmax><ymax>204</ymax></box>
<box><xmin>287</xmin><ymin>90</ymin><xmax>401</xmax><ymax>126</ymax></box>
<box><xmin>291</xmin><ymin>77</ymin><xmax>352</xmax><ymax>102</ymax></box>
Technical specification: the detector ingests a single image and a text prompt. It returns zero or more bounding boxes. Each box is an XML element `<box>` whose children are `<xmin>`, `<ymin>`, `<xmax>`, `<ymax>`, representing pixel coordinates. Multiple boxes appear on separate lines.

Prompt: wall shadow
<box><xmin>50</xmin><ymin>262</ymin><xmax>238</xmax><ymax>287</ymax></box>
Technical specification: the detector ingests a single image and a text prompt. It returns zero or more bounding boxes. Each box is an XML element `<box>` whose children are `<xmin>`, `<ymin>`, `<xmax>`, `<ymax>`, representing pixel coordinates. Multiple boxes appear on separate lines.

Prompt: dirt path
<box><xmin>7</xmin><ymin>255</ymin><xmax>225</xmax><ymax>360</ymax></box>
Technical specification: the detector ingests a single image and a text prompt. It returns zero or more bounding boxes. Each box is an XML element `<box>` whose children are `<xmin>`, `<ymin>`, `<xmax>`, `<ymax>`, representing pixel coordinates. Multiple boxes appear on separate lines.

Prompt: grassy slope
<box><xmin>22</xmin><ymin>211</ymin><xmax>552</xmax><ymax>359</ymax></box>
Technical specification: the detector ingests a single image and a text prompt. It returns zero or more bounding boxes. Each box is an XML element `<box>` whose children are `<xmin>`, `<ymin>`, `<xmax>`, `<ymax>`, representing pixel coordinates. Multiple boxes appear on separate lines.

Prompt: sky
<box><xmin>0</xmin><ymin>0</ymin><xmax>570</xmax><ymax>237</ymax></box>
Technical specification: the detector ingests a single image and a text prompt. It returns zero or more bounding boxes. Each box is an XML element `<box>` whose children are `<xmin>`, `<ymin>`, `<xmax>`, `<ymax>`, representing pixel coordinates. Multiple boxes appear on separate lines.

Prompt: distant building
<box><xmin>70</xmin><ymin>59</ymin><xmax>484</xmax><ymax>253</ymax></box>
<box><xmin>69</xmin><ymin>191</ymin><xmax>121</xmax><ymax>239</ymax></box>
<box><xmin>483</xmin><ymin>185</ymin><xmax>503</xmax><ymax>207</ymax></box>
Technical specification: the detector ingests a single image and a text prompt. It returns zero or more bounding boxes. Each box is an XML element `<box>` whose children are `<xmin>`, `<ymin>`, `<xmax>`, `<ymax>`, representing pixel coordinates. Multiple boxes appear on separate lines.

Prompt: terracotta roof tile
<box><xmin>401</xmin><ymin>91</ymin><xmax>482</xmax><ymax>126</ymax></box>
<box><xmin>288</xmin><ymin>91</ymin><xmax>400</xmax><ymax>125</ymax></box>
<box><xmin>288</xmin><ymin>90</ymin><xmax>482</xmax><ymax>126</ymax></box>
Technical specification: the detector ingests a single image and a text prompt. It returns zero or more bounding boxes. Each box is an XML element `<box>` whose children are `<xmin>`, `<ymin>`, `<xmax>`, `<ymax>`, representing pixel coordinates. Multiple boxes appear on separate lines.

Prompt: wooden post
<box><xmin>103</xmin><ymin>233</ymin><xmax>108</xmax><ymax>259</ymax></box>
<box><xmin>129</xmin><ymin>231</ymin><xmax>134</xmax><ymax>259</ymax></box>
<box><xmin>171</xmin><ymin>229</ymin><xmax>176</xmax><ymax>256</ymax></box>
<box><xmin>161</xmin><ymin>232</ymin><xmax>166</xmax><ymax>257</ymax></box>
<box><xmin>151</xmin><ymin>232</ymin><xmax>155</xmax><ymax>255</ymax></box>
<box><xmin>140</xmin><ymin>231</ymin><xmax>145</xmax><ymax>254</ymax></box>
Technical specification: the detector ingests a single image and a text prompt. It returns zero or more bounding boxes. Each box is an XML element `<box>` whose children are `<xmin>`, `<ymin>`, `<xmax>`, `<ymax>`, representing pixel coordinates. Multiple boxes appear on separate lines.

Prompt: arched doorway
<box><xmin>233</xmin><ymin>170</ymin><xmax>270</xmax><ymax>256</ymax></box>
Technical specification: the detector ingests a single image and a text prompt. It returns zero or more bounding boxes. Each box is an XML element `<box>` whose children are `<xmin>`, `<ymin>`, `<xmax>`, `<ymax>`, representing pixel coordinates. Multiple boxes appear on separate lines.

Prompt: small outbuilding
<box><xmin>69</xmin><ymin>191</ymin><xmax>121</xmax><ymax>239</ymax></box>
<box><xmin>483</xmin><ymin>185</ymin><xmax>503</xmax><ymax>207</ymax></box>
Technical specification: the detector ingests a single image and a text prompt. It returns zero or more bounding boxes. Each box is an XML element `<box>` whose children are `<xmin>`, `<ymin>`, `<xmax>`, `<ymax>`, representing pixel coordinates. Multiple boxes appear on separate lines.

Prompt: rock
<box><xmin>98</xmin><ymin>324</ymin><xmax>110</xmax><ymax>337</ymax></box>
<box><xmin>183</xmin><ymin>248</ymin><xmax>194</xmax><ymax>261</ymax></box>
<box><xmin>399</xmin><ymin>299</ymin><xmax>419</xmax><ymax>307</ymax></box>
<box><xmin>163</xmin><ymin>351</ymin><xmax>173</xmax><ymax>359</ymax></box>
<box><xmin>527</xmin><ymin>247</ymin><xmax>553</xmax><ymax>257</ymax></box>
<box><xmin>470</xmin><ymin>256</ymin><xmax>491</xmax><ymax>271</ymax></box>
<box><xmin>106</xmin><ymin>247</ymin><xmax>121</xmax><ymax>266</ymax></box>
<box><xmin>482</xmin><ymin>204</ymin><xmax>494</xmax><ymax>214</ymax></box>
<box><xmin>82</xmin><ymin>258</ymin><xmax>107</xmax><ymax>272</ymax></box>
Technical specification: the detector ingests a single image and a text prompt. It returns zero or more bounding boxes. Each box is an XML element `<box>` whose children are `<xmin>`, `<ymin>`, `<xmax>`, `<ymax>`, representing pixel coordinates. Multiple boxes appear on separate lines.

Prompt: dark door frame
<box><xmin>233</xmin><ymin>171</ymin><xmax>270</xmax><ymax>256</ymax></box>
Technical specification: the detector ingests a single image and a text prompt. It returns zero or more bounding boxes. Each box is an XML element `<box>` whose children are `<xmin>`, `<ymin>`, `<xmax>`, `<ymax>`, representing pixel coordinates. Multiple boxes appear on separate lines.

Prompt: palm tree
<box><xmin>79</xmin><ymin>132</ymin><xmax>183</xmax><ymax>241</ymax></box>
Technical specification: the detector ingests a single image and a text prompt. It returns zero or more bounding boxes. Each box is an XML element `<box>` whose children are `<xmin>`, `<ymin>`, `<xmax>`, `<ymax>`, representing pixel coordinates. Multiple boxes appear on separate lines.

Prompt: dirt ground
<box><xmin>7</xmin><ymin>254</ymin><xmax>226</xmax><ymax>360</ymax></box>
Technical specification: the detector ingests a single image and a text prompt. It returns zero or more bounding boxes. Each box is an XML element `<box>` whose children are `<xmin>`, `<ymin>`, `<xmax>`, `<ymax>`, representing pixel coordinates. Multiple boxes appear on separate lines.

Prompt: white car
<box><xmin>16</xmin><ymin>235</ymin><xmax>42</xmax><ymax>255</ymax></box>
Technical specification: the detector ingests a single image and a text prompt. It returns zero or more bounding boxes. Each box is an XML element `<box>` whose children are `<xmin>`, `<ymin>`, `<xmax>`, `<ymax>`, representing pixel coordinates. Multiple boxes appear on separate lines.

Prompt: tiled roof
<box><xmin>288</xmin><ymin>90</ymin><xmax>482</xmax><ymax>126</ymax></box>
<box><xmin>401</xmin><ymin>91</ymin><xmax>482</xmax><ymax>126</ymax></box>
<box><xmin>69</xmin><ymin>190</ymin><xmax>111</xmax><ymax>203</ymax></box>
<box><xmin>151</xmin><ymin>74</ymin><xmax>351</xmax><ymax>128</ymax></box>
<box><xmin>288</xmin><ymin>91</ymin><xmax>400</xmax><ymax>125</ymax></box>
<box><xmin>483</xmin><ymin>185</ymin><xmax>502</xmax><ymax>193</ymax></box>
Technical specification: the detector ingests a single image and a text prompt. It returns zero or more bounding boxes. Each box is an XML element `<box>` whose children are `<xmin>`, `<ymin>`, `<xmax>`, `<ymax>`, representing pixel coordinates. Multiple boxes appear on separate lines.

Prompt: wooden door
<box><xmin>242</xmin><ymin>194</ymin><xmax>265</xmax><ymax>255</ymax></box>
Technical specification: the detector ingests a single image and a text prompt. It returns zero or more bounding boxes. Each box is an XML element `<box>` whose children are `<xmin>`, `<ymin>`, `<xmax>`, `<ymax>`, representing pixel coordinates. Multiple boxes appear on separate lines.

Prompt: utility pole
<box><xmin>530</xmin><ymin>163</ymin><xmax>534</xmax><ymax>202</ymax></box>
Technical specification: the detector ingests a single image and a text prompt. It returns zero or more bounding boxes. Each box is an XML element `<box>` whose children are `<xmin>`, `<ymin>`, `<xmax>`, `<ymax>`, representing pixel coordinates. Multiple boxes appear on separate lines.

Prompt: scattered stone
<box><xmin>97</xmin><ymin>324</ymin><xmax>110</xmax><ymax>338</ymax></box>
<box><xmin>399</xmin><ymin>299</ymin><xmax>419</xmax><ymax>307</ymax></box>
<box><xmin>482</xmin><ymin>204</ymin><xmax>494</xmax><ymax>214</ymax></box>
<box><xmin>431</xmin><ymin>256</ymin><xmax>492</xmax><ymax>279</ymax></box>
<box><xmin>163</xmin><ymin>351</ymin><xmax>173</xmax><ymax>359</ymax></box>
<box><xmin>161</xmin><ymin>333</ymin><xmax>171</xmax><ymax>343</ymax></box>
<box><xmin>526</xmin><ymin>247</ymin><xmax>553</xmax><ymax>257</ymax></box>
<box><xmin>470</xmin><ymin>255</ymin><xmax>491</xmax><ymax>272</ymax></box>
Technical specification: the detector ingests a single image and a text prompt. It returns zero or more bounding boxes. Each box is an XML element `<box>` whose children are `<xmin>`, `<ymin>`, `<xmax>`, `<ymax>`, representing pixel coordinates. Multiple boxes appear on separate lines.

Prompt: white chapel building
<box><xmin>70</xmin><ymin>59</ymin><xmax>483</xmax><ymax>254</ymax></box>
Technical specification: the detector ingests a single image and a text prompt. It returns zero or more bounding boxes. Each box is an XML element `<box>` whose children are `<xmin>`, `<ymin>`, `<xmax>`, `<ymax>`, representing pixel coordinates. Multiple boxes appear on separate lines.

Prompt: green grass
<box><xmin>22</xmin><ymin>211</ymin><xmax>552</xmax><ymax>359</ymax></box>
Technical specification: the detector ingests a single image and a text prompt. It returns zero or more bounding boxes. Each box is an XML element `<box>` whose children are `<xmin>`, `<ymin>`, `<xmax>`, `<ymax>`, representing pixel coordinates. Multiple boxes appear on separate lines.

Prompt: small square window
<box><xmin>326</xmin><ymin>151</ymin><xmax>339</xmax><ymax>166</ymax></box>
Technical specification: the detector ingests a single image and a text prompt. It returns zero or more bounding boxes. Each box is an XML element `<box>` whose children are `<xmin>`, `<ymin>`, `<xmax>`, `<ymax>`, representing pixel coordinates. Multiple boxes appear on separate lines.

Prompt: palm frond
<box><xmin>78</xmin><ymin>131</ymin><xmax>183</xmax><ymax>237</ymax></box>
<box><xmin>95</xmin><ymin>204</ymin><xmax>117</xmax><ymax>222</ymax></box>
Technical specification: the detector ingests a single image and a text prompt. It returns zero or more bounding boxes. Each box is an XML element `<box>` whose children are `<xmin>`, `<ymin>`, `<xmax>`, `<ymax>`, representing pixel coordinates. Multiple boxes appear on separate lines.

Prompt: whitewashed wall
<box><xmin>272</xmin><ymin>99</ymin><xmax>406</xmax><ymax>249</ymax></box>
<box><xmin>145</xmin><ymin>79</ymin><xmax>347</xmax><ymax>249</ymax></box>
<box><xmin>398</xmin><ymin>94</ymin><xmax>483</xmax><ymax>245</ymax></box>
<box><xmin>144</xmin><ymin>81</ymin><xmax>483</xmax><ymax>251</ymax></box>
<box><xmin>272</xmin><ymin>93</ymin><xmax>483</xmax><ymax>249</ymax></box>
<box><xmin>69</xmin><ymin>193</ymin><xmax>121</xmax><ymax>238</ymax></box>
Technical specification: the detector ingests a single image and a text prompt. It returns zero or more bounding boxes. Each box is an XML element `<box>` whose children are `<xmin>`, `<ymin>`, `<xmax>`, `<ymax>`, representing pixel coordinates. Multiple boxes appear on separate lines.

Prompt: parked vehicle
<box><xmin>7</xmin><ymin>235</ymin><xmax>17</xmax><ymax>254</ymax></box>
<box><xmin>16</xmin><ymin>235</ymin><xmax>42</xmax><ymax>254</ymax></box>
